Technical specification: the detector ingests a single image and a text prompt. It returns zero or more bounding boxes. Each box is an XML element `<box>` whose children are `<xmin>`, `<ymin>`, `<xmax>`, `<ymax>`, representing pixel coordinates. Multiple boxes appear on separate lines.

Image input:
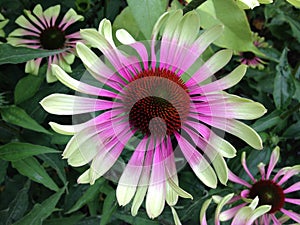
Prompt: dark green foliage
<box><xmin>0</xmin><ymin>0</ymin><xmax>299</xmax><ymax>225</ymax></box>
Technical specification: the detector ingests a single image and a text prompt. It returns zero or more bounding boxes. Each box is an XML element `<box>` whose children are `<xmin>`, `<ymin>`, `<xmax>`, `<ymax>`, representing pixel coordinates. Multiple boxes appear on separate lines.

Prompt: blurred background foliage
<box><xmin>0</xmin><ymin>0</ymin><xmax>299</xmax><ymax>224</ymax></box>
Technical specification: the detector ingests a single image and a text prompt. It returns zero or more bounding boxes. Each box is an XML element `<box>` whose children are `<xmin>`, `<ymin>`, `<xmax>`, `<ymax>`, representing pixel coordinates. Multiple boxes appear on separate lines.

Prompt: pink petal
<box><xmin>284</xmin><ymin>181</ymin><xmax>300</xmax><ymax>194</ymax></box>
<box><xmin>277</xmin><ymin>167</ymin><xmax>300</xmax><ymax>186</ymax></box>
<box><xmin>145</xmin><ymin>142</ymin><xmax>166</xmax><ymax>218</ymax></box>
<box><xmin>219</xmin><ymin>203</ymin><xmax>247</xmax><ymax>221</ymax></box>
<box><xmin>241</xmin><ymin>153</ymin><xmax>256</xmax><ymax>182</ymax></box>
<box><xmin>241</xmin><ymin>189</ymin><xmax>250</xmax><ymax>198</ymax></box>
<box><xmin>270</xmin><ymin>214</ymin><xmax>281</xmax><ymax>225</ymax></box>
<box><xmin>228</xmin><ymin>170</ymin><xmax>251</xmax><ymax>188</ymax></box>
<box><xmin>266</xmin><ymin>147</ymin><xmax>280</xmax><ymax>179</ymax></box>
<box><xmin>285</xmin><ymin>198</ymin><xmax>300</xmax><ymax>205</ymax></box>
<box><xmin>280</xmin><ymin>208</ymin><xmax>300</xmax><ymax>223</ymax></box>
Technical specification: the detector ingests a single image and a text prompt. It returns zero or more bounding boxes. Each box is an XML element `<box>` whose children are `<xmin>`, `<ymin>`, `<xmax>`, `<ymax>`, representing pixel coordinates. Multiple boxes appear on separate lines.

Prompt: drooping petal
<box><xmin>146</xmin><ymin>143</ymin><xmax>166</xmax><ymax>219</ymax></box>
<box><xmin>25</xmin><ymin>58</ymin><xmax>42</xmax><ymax>75</ymax></box>
<box><xmin>200</xmin><ymin>198</ymin><xmax>212</xmax><ymax>225</ymax></box>
<box><xmin>175</xmin><ymin>132</ymin><xmax>217</xmax><ymax>188</ymax></box>
<box><xmin>194</xmin><ymin>115</ymin><xmax>263</xmax><ymax>150</ymax></box>
<box><xmin>214</xmin><ymin>193</ymin><xmax>235</xmax><ymax>225</ymax></box>
<box><xmin>116</xmin><ymin>138</ymin><xmax>147</xmax><ymax>206</ymax></box>
<box><xmin>89</xmin><ymin>131</ymin><xmax>131</xmax><ymax>184</ymax></box>
<box><xmin>40</xmin><ymin>94</ymin><xmax>121</xmax><ymax>115</ymax></box>
<box><xmin>49</xmin><ymin>109</ymin><xmax>123</xmax><ymax>135</ymax></box>
<box><xmin>51</xmin><ymin>64</ymin><xmax>118</xmax><ymax>98</ymax></box>
<box><xmin>185</xmin><ymin>121</ymin><xmax>236</xmax><ymax>158</ymax></box>
<box><xmin>193</xmin><ymin>96</ymin><xmax>267</xmax><ymax>120</ymax></box>
<box><xmin>131</xmin><ymin>148</ymin><xmax>153</xmax><ymax>216</ymax></box>
<box><xmin>163</xmin><ymin>137</ymin><xmax>179</xmax><ymax>206</ymax></box>
<box><xmin>241</xmin><ymin>152</ymin><xmax>256</xmax><ymax>182</ymax></box>
<box><xmin>219</xmin><ymin>203</ymin><xmax>248</xmax><ymax>221</ymax></box>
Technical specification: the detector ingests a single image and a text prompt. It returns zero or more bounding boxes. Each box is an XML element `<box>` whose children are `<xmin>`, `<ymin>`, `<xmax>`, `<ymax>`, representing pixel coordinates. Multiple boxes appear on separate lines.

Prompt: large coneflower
<box><xmin>41</xmin><ymin>10</ymin><xmax>266</xmax><ymax>218</ymax></box>
<box><xmin>7</xmin><ymin>4</ymin><xmax>83</xmax><ymax>82</ymax></box>
<box><xmin>221</xmin><ymin>147</ymin><xmax>300</xmax><ymax>224</ymax></box>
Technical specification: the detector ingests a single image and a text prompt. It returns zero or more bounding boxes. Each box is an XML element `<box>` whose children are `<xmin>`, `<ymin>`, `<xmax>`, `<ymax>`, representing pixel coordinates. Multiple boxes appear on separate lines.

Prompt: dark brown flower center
<box><xmin>123</xmin><ymin>68</ymin><xmax>190</xmax><ymax>136</ymax></box>
<box><xmin>242</xmin><ymin>51</ymin><xmax>256</xmax><ymax>60</ymax></box>
<box><xmin>40</xmin><ymin>26</ymin><xmax>66</xmax><ymax>50</ymax></box>
<box><xmin>249</xmin><ymin>180</ymin><xmax>285</xmax><ymax>213</ymax></box>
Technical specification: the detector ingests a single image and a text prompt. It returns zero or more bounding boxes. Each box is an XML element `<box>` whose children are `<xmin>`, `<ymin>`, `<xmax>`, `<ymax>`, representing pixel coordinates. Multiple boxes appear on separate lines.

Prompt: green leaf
<box><xmin>4</xmin><ymin>180</ymin><xmax>30</xmax><ymax>225</ymax></box>
<box><xmin>66</xmin><ymin>178</ymin><xmax>106</xmax><ymax>214</ymax></box>
<box><xmin>76</xmin><ymin>217</ymin><xmax>100</xmax><ymax>225</ymax></box>
<box><xmin>197</xmin><ymin>0</ymin><xmax>260</xmax><ymax>54</ymax></box>
<box><xmin>252</xmin><ymin>111</ymin><xmax>282</xmax><ymax>132</ymax></box>
<box><xmin>283</xmin><ymin>121</ymin><xmax>300</xmax><ymax>139</ymax></box>
<box><xmin>100</xmin><ymin>190</ymin><xmax>118</xmax><ymax>225</ymax></box>
<box><xmin>43</xmin><ymin>214</ymin><xmax>85</xmax><ymax>225</ymax></box>
<box><xmin>0</xmin><ymin>159</ymin><xmax>8</xmax><ymax>183</ymax></box>
<box><xmin>0</xmin><ymin>44</ymin><xmax>65</xmax><ymax>65</ymax></box>
<box><xmin>115</xmin><ymin>212</ymin><xmax>160</xmax><ymax>225</ymax></box>
<box><xmin>0</xmin><ymin>105</ymin><xmax>51</xmax><ymax>135</ymax></box>
<box><xmin>13</xmin><ymin>187</ymin><xmax>65</xmax><ymax>225</ymax></box>
<box><xmin>273</xmin><ymin>48</ymin><xmax>296</xmax><ymax>109</ymax></box>
<box><xmin>12</xmin><ymin>156</ymin><xmax>59</xmax><ymax>192</ymax></box>
<box><xmin>0</xmin><ymin>142</ymin><xmax>59</xmax><ymax>161</ymax></box>
<box><xmin>14</xmin><ymin>73</ymin><xmax>44</xmax><ymax>105</ymax></box>
<box><xmin>126</xmin><ymin>0</ymin><xmax>167</xmax><ymax>38</ymax></box>
<box><xmin>113</xmin><ymin>7</ymin><xmax>145</xmax><ymax>41</ymax></box>
<box><xmin>37</xmin><ymin>154</ymin><xmax>67</xmax><ymax>184</ymax></box>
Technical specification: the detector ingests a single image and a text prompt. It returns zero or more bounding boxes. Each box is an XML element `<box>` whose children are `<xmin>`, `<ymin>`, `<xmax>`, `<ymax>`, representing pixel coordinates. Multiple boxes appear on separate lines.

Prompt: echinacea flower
<box><xmin>224</xmin><ymin>147</ymin><xmax>300</xmax><ymax>224</ymax></box>
<box><xmin>41</xmin><ymin>10</ymin><xmax>266</xmax><ymax>218</ymax></box>
<box><xmin>0</xmin><ymin>13</ymin><xmax>9</xmax><ymax>43</ymax></box>
<box><xmin>238</xmin><ymin>33</ymin><xmax>268</xmax><ymax>70</ymax></box>
<box><xmin>7</xmin><ymin>4</ymin><xmax>83</xmax><ymax>82</ymax></box>
<box><xmin>200</xmin><ymin>194</ymin><xmax>271</xmax><ymax>225</ymax></box>
<box><xmin>235</xmin><ymin>0</ymin><xmax>273</xmax><ymax>9</ymax></box>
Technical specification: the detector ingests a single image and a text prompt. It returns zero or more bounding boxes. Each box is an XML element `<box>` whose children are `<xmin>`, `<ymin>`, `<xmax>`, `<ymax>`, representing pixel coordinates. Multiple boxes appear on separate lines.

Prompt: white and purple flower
<box><xmin>7</xmin><ymin>4</ymin><xmax>84</xmax><ymax>82</ymax></box>
<box><xmin>41</xmin><ymin>10</ymin><xmax>266</xmax><ymax>218</ymax></box>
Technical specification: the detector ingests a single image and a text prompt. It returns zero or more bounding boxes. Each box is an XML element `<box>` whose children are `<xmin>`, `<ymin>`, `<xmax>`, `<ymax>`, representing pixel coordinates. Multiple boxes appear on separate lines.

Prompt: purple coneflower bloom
<box><xmin>238</xmin><ymin>33</ymin><xmax>268</xmax><ymax>70</ymax></box>
<box><xmin>223</xmin><ymin>147</ymin><xmax>300</xmax><ymax>224</ymax></box>
<box><xmin>7</xmin><ymin>4</ymin><xmax>83</xmax><ymax>82</ymax></box>
<box><xmin>41</xmin><ymin>10</ymin><xmax>266</xmax><ymax>218</ymax></box>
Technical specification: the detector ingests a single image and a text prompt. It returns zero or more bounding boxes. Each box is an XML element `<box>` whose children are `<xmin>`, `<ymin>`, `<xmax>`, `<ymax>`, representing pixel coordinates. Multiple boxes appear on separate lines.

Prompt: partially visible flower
<box><xmin>7</xmin><ymin>4</ymin><xmax>84</xmax><ymax>82</ymax></box>
<box><xmin>238</xmin><ymin>33</ymin><xmax>268</xmax><ymax>70</ymax></box>
<box><xmin>235</xmin><ymin>0</ymin><xmax>273</xmax><ymax>9</ymax></box>
<box><xmin>200</xmin><ymin>194</ymin><xmax>271</xmax><ymax>225</ymax></box>
<box><xmin>41</xmin><ymin>10</ymin><xmax>266</xmax><ymax>218</ymax></box>
<box><xmin>226</xmin><ymin>147</ymin><xmax>300</xmax><ymax>224</ymax></box>
<box><xmin>0</xmin><ymin>13</ymin><xmax>9</xmax><ymax>43</ymax></box>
